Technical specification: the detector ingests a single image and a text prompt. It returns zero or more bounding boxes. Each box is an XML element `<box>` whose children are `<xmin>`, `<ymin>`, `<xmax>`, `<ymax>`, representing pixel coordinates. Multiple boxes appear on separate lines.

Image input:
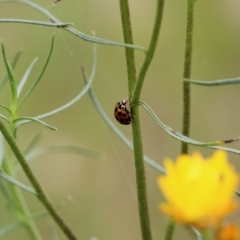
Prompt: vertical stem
<box><xmin>119</xmin><ymin>1</ymin><xmax>164</xmax><ymax>239</ymax></box>
<box><xmin>181</xmin><ymin>0</ymin><xmax>195</xmax><ymax>154</ymax></box>
<box><xmin>119</xmin><ymin>1</ymin><xmax>152</xmax><ymax>240</ymax></box>
<box><xmin>164</xmin><ymin>219</ymin><xmax>175</xmax><ymax>240</ymax></box>
<box><xmin>131</xmin><ymin>112</ymin><xmax>152</xmax><ymax>240</ymax></box>
<box><xmin>119</xmin><ymin>0</ymin><xmax>137</xmax><ymax>97</ymax></box>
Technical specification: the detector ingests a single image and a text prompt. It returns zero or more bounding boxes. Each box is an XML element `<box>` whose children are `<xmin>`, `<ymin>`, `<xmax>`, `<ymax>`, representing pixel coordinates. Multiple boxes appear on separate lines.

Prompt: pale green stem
<box><xmin>0</xmin><ymin>120</ymin><xmax>78</xmax><ymax>240</ymax></box>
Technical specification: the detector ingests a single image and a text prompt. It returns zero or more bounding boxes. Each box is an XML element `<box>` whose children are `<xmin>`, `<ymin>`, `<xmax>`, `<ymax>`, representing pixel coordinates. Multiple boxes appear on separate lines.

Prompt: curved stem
<box><xmin>0</xmin><ymin>120</ymin><xmax>78</xmax><ymax>240</ymax></box>
<box><xmin>0</xmin><ymin>18</ymin><xmax>71</xmax><ymax>27</ymax></box>
<box><xmin>132</xmin><ymin>0</ymin><xmax>164</xmax><ymax>103</ymax></box>
<box><xmin>181</xmin><ymin>0</ymin><xmax>195</xmax><ymax>154</ymax></box>
<box><xmin>0</xmin><ymin>0</ymin><xmax>146</xmax><ymax>52</ymax></box>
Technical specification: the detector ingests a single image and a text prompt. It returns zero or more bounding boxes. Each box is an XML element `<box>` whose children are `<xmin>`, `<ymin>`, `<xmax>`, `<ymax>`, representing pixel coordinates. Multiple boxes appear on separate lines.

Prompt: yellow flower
<box><xmin>157</xmin><ymin>150</ymin><xmax>239</xmax><ymax>228</ymax></box>
<box><xmin>216</xmin><ymin>223</ymin><xmax>240</xmax><ymax>240</ymax></box>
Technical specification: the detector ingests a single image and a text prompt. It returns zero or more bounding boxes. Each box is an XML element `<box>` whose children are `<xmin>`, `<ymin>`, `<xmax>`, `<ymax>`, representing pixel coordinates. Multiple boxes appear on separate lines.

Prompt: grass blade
<box><xmin>0</xmin><ymin>48</ymin><xmax>24</xmax><ymax>90</ymax></box>
<box><xmin>0</xmin><ymin>171</ymin><xmax>37</xmax><ymax>195</ymax></box>
<box><xmin>17</xmin><ymin>57</ymin><xmax>38</xmax><ymax>97</ymax></box>
<box><xmin>1</xmin><ymin>40</ymin><xmax>17</xmax><ymax>107</ymax></box>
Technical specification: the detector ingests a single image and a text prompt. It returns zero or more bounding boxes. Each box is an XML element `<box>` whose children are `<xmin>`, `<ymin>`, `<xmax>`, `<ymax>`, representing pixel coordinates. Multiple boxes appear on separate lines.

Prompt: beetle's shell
<box><xmin>114</xmin><ymin>98</ymin><xmax>132</xmax><ymax>125</ymax></box>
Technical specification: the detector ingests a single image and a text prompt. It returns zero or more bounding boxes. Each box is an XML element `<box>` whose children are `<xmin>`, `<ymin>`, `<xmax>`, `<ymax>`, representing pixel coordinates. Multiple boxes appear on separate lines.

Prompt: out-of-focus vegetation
<box><xmin>0</xmin><ymin>1</ymin><xmax>240</xmax><ymax>239</ymax></box>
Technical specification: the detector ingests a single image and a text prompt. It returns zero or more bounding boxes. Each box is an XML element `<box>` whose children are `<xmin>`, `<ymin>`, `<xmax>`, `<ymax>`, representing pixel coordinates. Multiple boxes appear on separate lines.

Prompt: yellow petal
<box><xmin>157</xmin><ymin>150</ymin><xmax>239</xmax><ymax>228</ymax></box>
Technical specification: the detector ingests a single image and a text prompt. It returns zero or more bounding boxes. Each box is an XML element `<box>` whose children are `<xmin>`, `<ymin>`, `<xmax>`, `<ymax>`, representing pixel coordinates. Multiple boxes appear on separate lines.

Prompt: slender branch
<box><xmin>119</xmin><ymin>0</ymin><xmax>137</xmax><ymax>97</ymax></box>
<box><xmin>0</xmin><ymin>120</ymin><xmax>78</xmax><ymax>240</ymax></box>
<box><xmin>0</xmin><ymin>18</ymin><xmax>72</xmax><ymax>27</ymax></box>
<box><xmin>0</xmin><ymin>0</ymin><xmax>146</xmax><ymax>52</ymax></box>
<box><xmin>132</xmin><ymin>0</ymin><xmax>164</xmax><ymax>103</ymax></box>
<box><xmin>181</xmin><ymin>0</ymin><xmax>195</xmax><ymax>154</ymax></box>
<box><xmin>185</xmin><ymin>77</ymin><xmax>240</xmax><ymax>86</ymax></box>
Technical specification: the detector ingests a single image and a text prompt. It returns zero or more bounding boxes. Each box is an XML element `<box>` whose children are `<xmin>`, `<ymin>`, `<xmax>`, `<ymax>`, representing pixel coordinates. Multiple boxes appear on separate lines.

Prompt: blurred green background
<box><xmin>0</xmin><ymin>0</ymin><xmax>240</xmax><ymax>239</ymax></box>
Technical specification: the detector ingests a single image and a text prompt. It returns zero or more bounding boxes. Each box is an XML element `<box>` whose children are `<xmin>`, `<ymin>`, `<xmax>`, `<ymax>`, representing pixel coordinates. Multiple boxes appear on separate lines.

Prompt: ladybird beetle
<box><xmin>114</xmin><ymin>97</ymin><xmax>132</xmax><ymax>125</ymax></box>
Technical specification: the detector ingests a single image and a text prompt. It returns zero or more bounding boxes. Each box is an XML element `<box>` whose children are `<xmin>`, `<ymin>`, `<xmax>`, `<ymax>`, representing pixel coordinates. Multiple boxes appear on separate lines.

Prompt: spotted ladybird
<box><xmin>114</xmin><ymin>97</ymin><xmax>132</xmax><ymax>125</ymax></box>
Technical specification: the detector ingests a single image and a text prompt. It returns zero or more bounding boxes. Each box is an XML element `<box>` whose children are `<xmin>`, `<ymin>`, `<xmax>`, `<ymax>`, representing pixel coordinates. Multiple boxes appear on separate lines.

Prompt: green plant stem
<box><xmin>119</xmin><ymin>0</ymin><xmax>137</xmax><ymax>97</ymax></box>
<box><xmin>0</xmin><ymin>120</ymin><xmax>78</xmax><ymax>240</ymax></box>
<box><xmin>2</xmin><ymin>160</ymin><xmax>41</xmax><ymax>240</ymax></box>
<box><xmin>132</xmin><ymin>110</ymin><xmax>152</xmax><ymax>240</ymax></box>
<box><xmin>0</xmin><ymin>18</ymin><xmax>71</xmax><ymax>27</ymax></box>
<box><xmin>119</xmin><ymin>1</ymin><xmax>163</xmax><ymax>240</ymax></box>
<box><xmin>132</xmin><ymin>0</ymin><xmax>164</xmax><ymax>103</ymax></box>
<box><xmin>119</xmin><ymin>1</ymin><xmax>150</xmax><ymax>240</ymax></box>
<box><xmin>119</xmin><ymin>1</ymin><xmax>164</xmax><ymax>240</ymax></box>
<box><xmin>181</xmin><ymin>0</ymin><xmax>195</xmax><ymax>154</ymax></box>
<box><xmin>164</xmin><ymin>219</ymin><xmax>175</xmax><ymax>240</ymax></box>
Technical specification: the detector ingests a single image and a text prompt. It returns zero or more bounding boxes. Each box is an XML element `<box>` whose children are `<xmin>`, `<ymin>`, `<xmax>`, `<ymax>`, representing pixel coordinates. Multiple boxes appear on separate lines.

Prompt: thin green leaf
<box><xmin>0</xmin><ymin>208</ymin><xmax>51</xmax><ymax>237</ymax></box>
<box><xmin>17</xmin><ymin>34</ymin><xmax>55</xmax><ymax>110</ymax></box>
<box><xmin>0</xmin><ymin>48</ymin><xmax>24</xmax><ymax>90</ymax></box>
<box><xmin>14</xmin><ymin>117</ymin><xmax>57</xmax><ymax>131</ymax></box>
<box><xmin>25</xmin><ymin>146</ymin><xmax>102</xmax><ymax>160</ymax></box>
<box><xmin>0</xmin><ymin>222</ymin><xmax>20</xmax><ymax>237</ymax></box>
<box><xmin>50</xmin><ymin>225</ymin><xmax>60</xmax><ymax>240</ymax></box>
<box><xmin>17</xmin><ymin>57</ymin><xmax>38</xmax><ymax>97</ymax></box>
<box><xmin>28</xmin><ymin>42</ymin><xmax>97</xmax><ymax>120</ymax></box>
<box><xmin>1</xmin><ymin>40</ymin><xmax>17</xmax><ymax>107</ymax></box>
<box><xmin>65</xmin><ymin>26</ymin><xmax>146</xmax><ymax>52</ymax></box>
<box><xmin>0</xmin><ymin>179</ymin><xmax>17</xmax><ymax>210</ymax></box>
<box><xmin>14</xmin><ymin>145</ymin><xmax>102</xmax><ymax>174</ymax></box>
<box><xmin>0</xmin><ymin>103</ymin><xmax>11</xmax><ymax>113</ymax></box>
<box><xmin>0</xmin><ymin>171</ymin><xmax>37</xmax><ymax>194</ymax></box>
<box><xmin>0</xmin><ymin>18</ymin><xmax>72</xmax><ymax>27</ymax></box>
<box><xmin>185</xmin><ymin>78</ymin><xmax>240</xmax><ymax>86</ymax></box>
<box><xmin>0</xmin><ymin>0</ymin><xmax>146</xmax><ymax>52</ymax></box>
<box><xmin>139</xmin><ymin>101</ymin><xmax>240</xmax><ymax>154</ymax></box>
<box><xmin>0</xmin><ymin>114</ymin><xmax>9</xmax><ymax>122</ymax></box>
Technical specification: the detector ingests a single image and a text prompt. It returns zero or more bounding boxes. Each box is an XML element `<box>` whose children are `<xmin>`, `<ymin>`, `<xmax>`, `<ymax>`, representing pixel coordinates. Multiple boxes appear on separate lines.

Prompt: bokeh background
<box><xmin>0</xmin><ymin>0</ymin><xmax>240</xmax><ymax>239</ymax></box>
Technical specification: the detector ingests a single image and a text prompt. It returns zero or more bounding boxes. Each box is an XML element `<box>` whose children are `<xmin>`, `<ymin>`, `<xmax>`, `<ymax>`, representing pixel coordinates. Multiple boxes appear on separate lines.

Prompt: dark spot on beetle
<box><xmin>117</xmin><ymin>112</ymin><xmax>123</xmax><ymax>116</ymax></box>
<box><xmin>120</xmin><ymin>118</ymin><xmax>125</xmax><ymax>123</ymax></box>
<box><xmin>122</xmin><ymin>113</ymin><xmax>127</xmax><ymax>117</ymax></box>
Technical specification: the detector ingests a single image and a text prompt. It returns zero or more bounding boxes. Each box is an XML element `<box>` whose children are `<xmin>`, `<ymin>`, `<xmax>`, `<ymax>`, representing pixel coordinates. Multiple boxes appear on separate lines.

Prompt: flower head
<box><xmin>157</xmin><ymin>150</ymin><xmax>239</xmax><ymax>228</ymax></box>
